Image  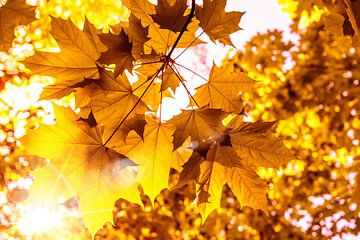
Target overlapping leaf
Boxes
[178,144,268,219]
[0,0,36,51]
[115,117,192,202]
[15,0,295,235]
[22,17,102,99]
[21,106,142,236]
[122,0,156,27]
[144,20,203,54]
[170,107,228,150]
[75,66,147,142]
[229,118,294,169]
[195,0,244,45]
[193,63,255,113]
[124,14,150,58]
[98,30,134,76]
[151,0,188,32]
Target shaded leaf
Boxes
[195,0,244,45]
[151,0,188,32]
[0,0,36,51]
[98,30,135,76]
[179,144,268,219]
[124,14,150,59]
[324,13,345,37]
[76,67,147,142]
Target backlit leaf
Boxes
[0,0,36,51]
[21,105,142,236]
[195,0,244,45]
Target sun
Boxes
[17,205,62,236]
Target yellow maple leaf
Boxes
[115,117,192,203]
[193,63,255,113]
[21,105,142,236]
[179,144,268,219]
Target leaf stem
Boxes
[169,64,199,107]
[174,31,204,60]
[104,64,165,145]
[159,64,165,122]
[174,62,208,82]
[166,0,196,59]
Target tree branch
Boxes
[166,0,196,59]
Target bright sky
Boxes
[203,0,293,63]
[228,0,292,48]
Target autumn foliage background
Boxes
[1,0,360,239]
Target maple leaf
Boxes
[192,63,255,113]
[21,105,142,236]
[75,66,147,142]
[144,20,203,54]
[22,17,101,98]
[229,121,294,169]
[132,75,172,112]
[296,0,324,14]
[98,30,135,76]
[169,107,228,150]
[324,13,345,37]
[122,0,156,27]
[40,78,93,100]
[115,117,191,202]
[124,14,150,59]
[195,0,244,45]
[178,144,268,219]
[151,0,188,32]
[15,0,296,234]
[161,65,180,92]
[0,0,36,51]
[83,18,108,53]
[226,116,276,133]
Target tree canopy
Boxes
[0,0,360,239]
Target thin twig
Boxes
[174,62,209,82]
[174,31,205,60]
[132,69,160,92]
[159,65,165,121]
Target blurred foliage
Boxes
[1,0,360,239]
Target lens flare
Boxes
[17,205,62,236]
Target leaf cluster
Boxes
[0,0,294,236]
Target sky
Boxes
[202,0,293,64]
[227,0,292,48]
